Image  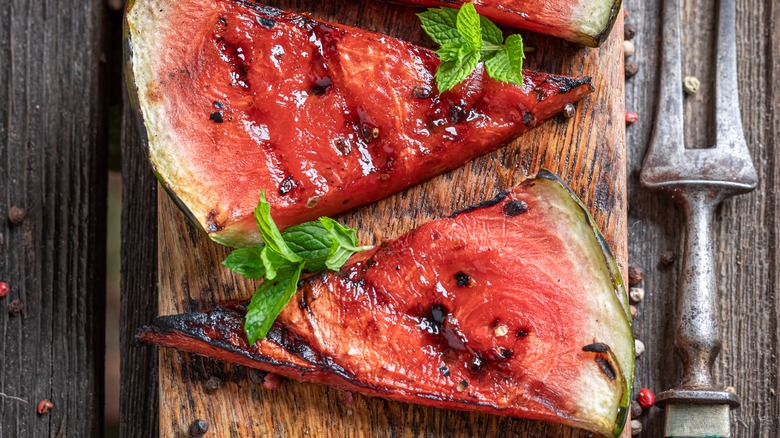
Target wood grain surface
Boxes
[0,0,108,435]
[150,1,627,436]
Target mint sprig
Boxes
[223,191,372,343]
[418,3,525,92]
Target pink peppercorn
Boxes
[626,111,639,125]
[0,282,8,297]
[638,388,655,409]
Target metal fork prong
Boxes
[713,0,759,186]
[640,0,685,186]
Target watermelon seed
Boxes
[594,356,617,381]
[209,111,224,123]
[306,196,320,208]
[213,101,224,109]
[439,365,450,376]
[456,379,469,392]
[502,200,528,216]
[256,16,276,29]
[515,328,529,338]
[494,325,508,337]
[454,271,471,287]
[582,342,610,353]
[413,86,432,99]
[449,105,466,124]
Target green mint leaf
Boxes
[281,221,332,272]
[222,246,266,279]
[417,8,462,46]
[244,264,304,343]
[436,50,479,93]
[456,2,482,50]
[480,15,503,46]
[436,42,466,62]
[320,217,371,271]
[484,35,524,86]
[254,190,302,263]
[505,33,525,73]
[260,245,288,280]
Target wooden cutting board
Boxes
[155,1,626,436]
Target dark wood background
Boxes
[0,0,777,437]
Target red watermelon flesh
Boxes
[138,171,633,437]
[125,0,593,247]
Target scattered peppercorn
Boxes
[7,206,26,225]
[629,287,645,303]
[634,339,645,357]
[660,251,677,266]
[562,103,576,118]
[638,388,655,409]
[683,76,701,95]
[188,419,209,437]
[7,299,22,315]
[0,282,8,298]
[263,372,281,390]
[624,23,637,40]
[625,111,639,125]
[625,61,639,79]
[623,40,635,58]
[629,305,638,319]
[37,399,54,415]
[630,400,643,418]
[340,391,353,405]
[628,265,644,286]
[204,376,222,392]
[630,419,643,435]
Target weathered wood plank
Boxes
[624,0,779,436]
[0,0,108,435]
[149,1,627,436]
[119,95,160,437]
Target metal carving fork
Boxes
[640,0,757,436]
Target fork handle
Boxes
[676,189,723,390]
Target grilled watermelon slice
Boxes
[138,171,634,437]
[125,0,593,248]
[398,0,622,47]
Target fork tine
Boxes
[641,0,685,185]
[713,0,758,185]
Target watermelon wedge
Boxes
[138,171,634,437]
[397,0,622,47]
[125,0,593,247]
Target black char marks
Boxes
[449,190,510,218]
